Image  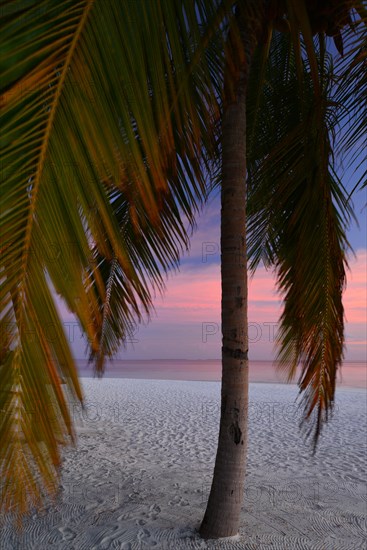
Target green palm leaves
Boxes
[247,30,362,446]
[1,0,221,515]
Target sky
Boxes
[60,181,366,363]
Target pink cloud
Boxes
[153,261,281,324]
[152,248,366,360]
[154,264,220,322]
[344,249,367,324]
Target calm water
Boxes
[77,359,366,389]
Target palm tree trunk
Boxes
[199,84,248,542]
[199,6,262,539]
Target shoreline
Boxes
[75,359,367,390]
[77,373,367,391]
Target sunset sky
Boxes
[60,183,366,363]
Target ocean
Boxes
[77,359,366,389]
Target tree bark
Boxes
[199,86,248,541]
[199,5,262,538]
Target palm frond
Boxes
[1,0,225,516]
[87,188,191,375]
[334,16,367,194]
[247,31,354,447]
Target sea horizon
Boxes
[76,358,366,389]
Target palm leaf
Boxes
[1,0,225,516]
[334,17,367,194]
[87,189,191,375]
[247,31,356,447]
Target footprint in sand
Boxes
[135,504,161,525]
[123,455,137,465]
[58,526,77,541]
[137,527,153,543]
[168,494,181,505]
[147,504,161,519]
[169,494,190,507]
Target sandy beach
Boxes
[1,378,366,549]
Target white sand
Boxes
[1,379,366,549]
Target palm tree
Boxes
[200,2,366,538]
[1,0,366,539]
